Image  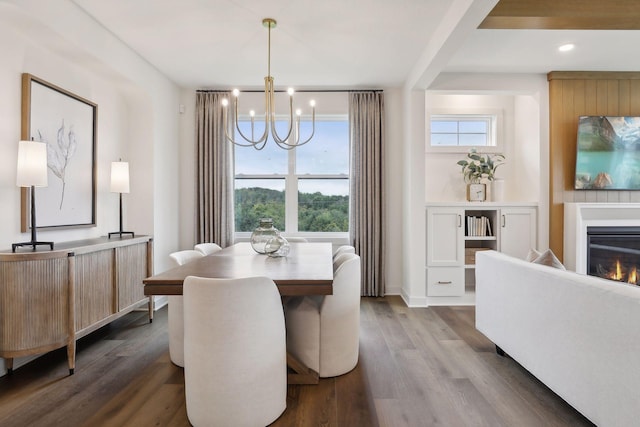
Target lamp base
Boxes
[108,231,135,239]
[12,241,54,253]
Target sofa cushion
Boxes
[525,248,541,262]
[532,248,565,270]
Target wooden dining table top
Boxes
[143,242,334,296]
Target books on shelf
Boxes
[466,215,492,237]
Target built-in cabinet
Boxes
[0,236,153,375]
[426,203,537,305]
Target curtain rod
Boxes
[196,89,383,93]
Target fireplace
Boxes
[587,226,640,285]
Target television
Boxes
[575,116,640,190]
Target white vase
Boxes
[491,179,505,202]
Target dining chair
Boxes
[193,242,222,256]
[333,244,355,259]
[183,275,286,427]
[168,249,204,367]
[284,253,361,378]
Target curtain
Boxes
[349,91,386,297]
[195,91,234,247]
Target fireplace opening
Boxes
[587,226,640,285]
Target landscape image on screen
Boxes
[575,116,640,190]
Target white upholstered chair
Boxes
[183,275,287,427]
[193,242,222,256]
[168,250,204,367]
[284,253,361,378]
[333,245,355,259]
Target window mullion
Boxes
[285,148,298,232]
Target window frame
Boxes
[233,114,350,241]
[426,108,504,153]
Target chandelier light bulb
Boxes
[287,88,294,96]
[232,89,240,97]
[250,110,255,117]
[296,109,302,116]
[309,100,316,107]
[221,98,229,107]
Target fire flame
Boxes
[606,260,638,285]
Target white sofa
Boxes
[476,250,640,427]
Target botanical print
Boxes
[25,75,96,229]
[35,120,77,209]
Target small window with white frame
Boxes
[427,110,503,153]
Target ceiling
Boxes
[70,0,640,89]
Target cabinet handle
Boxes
[501,214,506,228]
[458,214,462,228]
[437,281,452,285]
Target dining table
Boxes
[143,241,335,384]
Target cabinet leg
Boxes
[496,345,507,357]
[6,358,14,375]
[148,296,154,323]
[67,340,76,375]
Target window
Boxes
[431,115,493,147]
[234,117,349,235]
[427,111,502,153]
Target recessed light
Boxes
[558,43,575,52]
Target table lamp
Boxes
[108,160,134,239]
[12,140,54,252]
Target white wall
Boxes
[423,92,542,205]
[382,88,404,296]
[178,89,197,250]
[424,93,517,201]
[0,0,181,374]
[0,8,135,247]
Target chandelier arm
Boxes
[230,97,268,146]
[221,105,241,145]
[273,139,299,150]
[251,138,269,150]
[291,109,316,147]
[269,94,295,145]
[273,108,316,148]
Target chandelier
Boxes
[221,18,316,150]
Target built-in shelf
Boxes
[426,203,537,306]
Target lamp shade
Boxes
[110,161,130,193]
[16,140,48,187]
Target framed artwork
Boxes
[20,73,97,231]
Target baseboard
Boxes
[400,289,428,307]
[153,295,168,310]
[384,284,402,296]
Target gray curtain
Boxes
[349,91,386,297]
[195,91,234,247]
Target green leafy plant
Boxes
[456,149,505,183]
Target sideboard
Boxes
[0,235,153,375]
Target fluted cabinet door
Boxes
[75,250,115,332]
[0,255,71,357]
[116,243,148,310]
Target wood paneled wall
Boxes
[548,72,640,260]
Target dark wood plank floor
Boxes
[0,297,594,426]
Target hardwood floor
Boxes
[0,297,593,426]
